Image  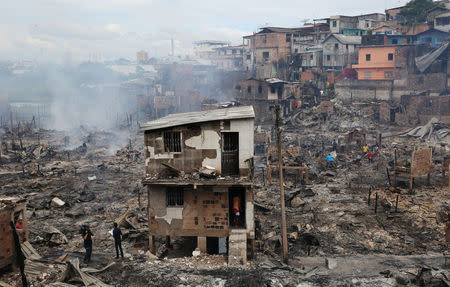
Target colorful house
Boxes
[352,45,406,80]
[416,28,450,47]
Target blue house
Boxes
[415,29,450,47]
[387,35,415,45]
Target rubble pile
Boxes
[0,104,449,286]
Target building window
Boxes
[258,85,262,94]
[366,54,371,61]
[294,48,298,53]
[232,49,236,54]
[166,187,184,206]
[425,37,432,43]
[263,51,270,59]
[364,72,372,78]
[392,39,398,44]
[164,131,181,152]
[388,53,393,61]
[310,54,313,60]
[246,54,251,60]
[286,34,291,42]
[270,86,276,93]
[385,71,393,78]
[346,44,348,49]
[334,43,339,49]
[247,86,252,93]
[263,35,267,43]
[332,20,337,27]
[327,55,331,61]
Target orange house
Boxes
[352,46,396,80]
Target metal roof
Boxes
[324,34,362,45]
[415,42,449,73]
[140,106,255,132]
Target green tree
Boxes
[399,0,440,26]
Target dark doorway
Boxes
[229,187,246,229]
[222,132,239,176]
[390,108,396,124]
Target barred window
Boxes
[164,131,181,152]
[167,187,184,206]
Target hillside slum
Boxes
[0,98,448,287]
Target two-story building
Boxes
[140,106,255,264]
[322,34,361,70]
[212,45,245,71]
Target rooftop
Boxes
[325,34,362,44]
[140,106,255,132]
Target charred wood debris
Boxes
[0,102,449,286]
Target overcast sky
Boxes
[1,0,408,63]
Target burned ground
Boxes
[0,101,449,286]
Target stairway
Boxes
[228,229,247,265]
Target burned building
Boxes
[140,106,255,264]
[235,78,302,123]
[0,197,28,270]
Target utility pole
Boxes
[275,99,288,262]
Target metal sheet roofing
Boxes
[325,34,362,45]
[415,42,449,73]
[140,106,255,132]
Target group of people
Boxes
[325,140,380,168]
[81,223,124,264]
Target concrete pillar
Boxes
[197,236,207,253]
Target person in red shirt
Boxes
[15,219,23,229]
[367,151,374,163]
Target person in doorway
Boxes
[233,195,241,226]
[82,225,93,263]
[15,219,23,230]
[112,223,124,258]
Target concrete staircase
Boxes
[228,229,247,265]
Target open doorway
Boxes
[229,187,246,229]
[206,237,227,254]
[222,132,239,176]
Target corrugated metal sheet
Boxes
[415,42,449,73]
[140,106,255,132]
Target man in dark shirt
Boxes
[113,223,124,258]
[82,226,93,263]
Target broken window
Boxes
[163,131,181,152]
[166,187,184,206]
[366,54,371,61]
[258,85,262,94]
[221,132,239,176]
[388,53,393,61]
[384,71,393,78]
[247,86,252,93]
[263,52,269,59]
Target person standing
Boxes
[112,223,124,258]
[232,196,241,226]
[82,226,93,263]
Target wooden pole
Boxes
[275,99,288,263]
[393,149,397,187]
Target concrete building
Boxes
[330,13,385,35]
[137,50,149,64]
[336,44,450,101]
[212,45,245,71]
[322,34,361,70]
[353,45,399,80]
[193,40,230,60]
[243,27,299,79]
[141,106,255,264]
[235,78,301,123]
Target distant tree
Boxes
[399,0,440,26]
